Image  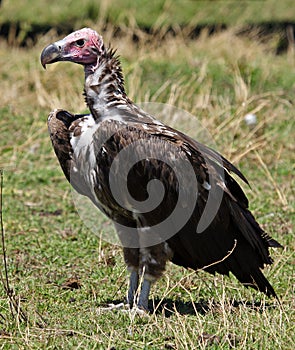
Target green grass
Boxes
[0,9,294,350]
[1,0,295,29]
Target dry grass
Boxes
[0,24,294,349]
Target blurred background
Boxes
[0,1,294,348]
[0,0,294,49]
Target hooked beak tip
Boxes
[40,43,61,68]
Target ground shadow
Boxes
[149,298,209,316]
[100,297,276,317]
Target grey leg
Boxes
[99,274,150,315]
[137,279,151,311]
[127,269,139,306]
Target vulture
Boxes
[40,28,282,311]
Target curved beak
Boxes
[41,44,61,69]
[40,41,64,69]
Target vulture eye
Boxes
[75,39,86,47]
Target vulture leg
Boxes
[127,272,151,311]
[137,279,151,311]
[100,272,150,314]
[127,269,139,306]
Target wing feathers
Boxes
[48,109,281,298]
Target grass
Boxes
[0,14,294,350]
[1,0,295,30]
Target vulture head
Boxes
[41,28,104,69]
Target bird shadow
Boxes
[101,298,276,317]
[150,298,210,317]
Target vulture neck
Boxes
[84,48,130,120]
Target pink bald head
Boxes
[41,28,104,68]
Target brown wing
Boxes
[47,109,97,199]
[48,109,281,296]
[90,119,282,296]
